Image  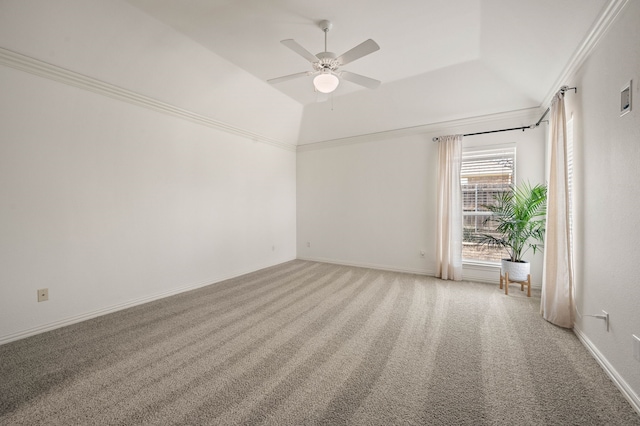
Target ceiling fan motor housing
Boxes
[314,52,339,72]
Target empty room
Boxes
[1,0,639,424]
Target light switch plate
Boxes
[621,81,632,116]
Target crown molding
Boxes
[0,47,296,152]
[4,0,624,156]
[541,0,629,106]
[297,107,542,152]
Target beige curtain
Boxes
[541,92,574,328]
[436,134,463,281]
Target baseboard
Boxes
[573,326,640,415]
[297,256,434,276]
[297,256,541,287]
[0,257,296,346]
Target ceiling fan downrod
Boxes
[320,20,332,53]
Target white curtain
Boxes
[541,92,574,328]
[436,134,463,281]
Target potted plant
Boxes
[477,182,547,282]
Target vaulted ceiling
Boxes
[126,0,609,143]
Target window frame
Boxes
[461,144,517,265]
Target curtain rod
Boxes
[432,86,577,142]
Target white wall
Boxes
[297,110,546,283]
[297,132,436,274]
[0,0,300,343]
[567,0,640,407]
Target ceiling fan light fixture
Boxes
[313,71,339,93]
[268,20,380,95]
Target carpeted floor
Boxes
[1,260,638,425]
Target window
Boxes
[461,146,516,262]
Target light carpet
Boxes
[1,260,638,425]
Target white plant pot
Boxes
[501,259,530,282]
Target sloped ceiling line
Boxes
[0,47,296,152]
[299,0,626,151]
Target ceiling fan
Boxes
[268,20,381,94]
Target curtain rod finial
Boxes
[560,86,577,95]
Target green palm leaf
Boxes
[476,182,547,262]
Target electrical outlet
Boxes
[633,335,640,362]
[37,288,49,302]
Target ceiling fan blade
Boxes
[267,71,313,85]
[339,71,381,89]
[336,39,380,66]
[280,39,319,63]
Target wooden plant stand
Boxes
[500,272,531,297]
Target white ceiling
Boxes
[125,0,609,138]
